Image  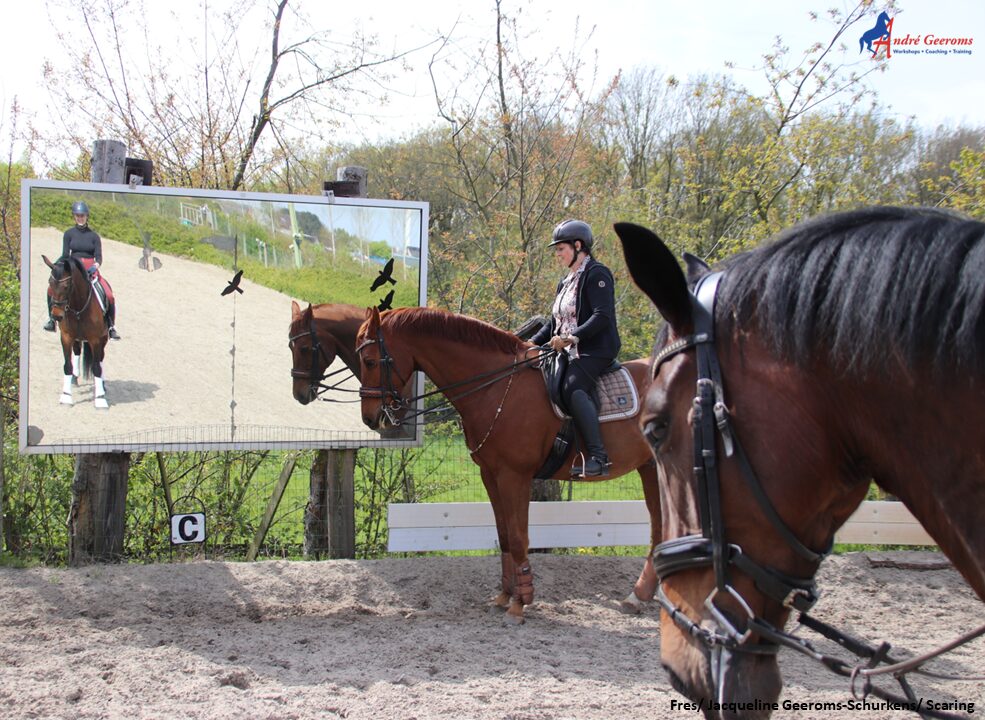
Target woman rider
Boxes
[529,219,620,477]
[44,201,120,340]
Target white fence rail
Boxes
[388,500,934,552]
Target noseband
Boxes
[356,329,411,426]
[652,271,827,656]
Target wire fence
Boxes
[2,426,649,565]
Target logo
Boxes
[858,11,975,59]
[860,11,894,58]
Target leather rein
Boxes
[355,325,550,431]
[652,271,985,719]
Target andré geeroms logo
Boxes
[858,11,974,59]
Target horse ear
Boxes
[613,222,692,333]
[291,300,301,321]
[365,306,381,333]
[683,252,710,285]
[42,254,54,270]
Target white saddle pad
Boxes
[550,366,640,423]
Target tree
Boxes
[36,0,437,190]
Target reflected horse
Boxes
[43,255,109,408]
[356,306,661,623]
[615,208,985,718]
[289,300,366,404]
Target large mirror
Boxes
[20,180,428,453]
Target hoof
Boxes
[620,591,644,614]
[505,605,525,626]
[60,394,73,405]
[491,591,511,609]
[94,397,109,409]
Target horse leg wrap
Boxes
[514,562,534,605]
[501,552,516,595]
[60,375,74,405]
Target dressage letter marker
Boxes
[170,513,207,544]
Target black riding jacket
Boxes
[530,257,621,358]
[62,225,103,264]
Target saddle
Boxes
[534,351,640,479]
[90,274,108,314]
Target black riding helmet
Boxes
[548,219,593,253]
[71,201,90,216]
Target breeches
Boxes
[560,356,612,410]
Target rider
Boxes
[529,219,620,478]
[43,201,121,340]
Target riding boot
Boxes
[106,303,121,340]
[568,389,610,477]
[43,295,55,332]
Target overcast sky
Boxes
[3,0,983,160]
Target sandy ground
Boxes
[0,552,981,719]
[25,228,382,451]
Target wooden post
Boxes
[304,166,368,560]
[67,139,131,565]
[247,452,298,561]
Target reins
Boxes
[50,261,95,326]
[653,270,985,720]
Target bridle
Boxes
[288,314,359,400]
[355,327,413,427]
[49,260,94,325]
[651,271,985,719]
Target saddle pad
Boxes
[551,366,640,423]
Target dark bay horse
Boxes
[43,255,109,408]
[356,306,661,623]
[289,300,366,404]
[615,208,985,718]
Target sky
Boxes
[2,0,984,163]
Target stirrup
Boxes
[571,453,611,478]
[108,326,121,340]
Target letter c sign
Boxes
[170,512,207,544]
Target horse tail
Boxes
[859,37,864,53]
[81,342,93,381]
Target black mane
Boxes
[717,206,985,375]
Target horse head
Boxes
[356,306,417,431]
[43,254,86,323]
[289,300,343,404]
[614,221,875,718]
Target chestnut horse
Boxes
[289,301,366,404]
[356,306,661,623]
[615,208,985,718]
[43,254,109,408]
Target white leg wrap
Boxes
[71,353,80,378]
[94,376,108,409]
[60,375,74,405]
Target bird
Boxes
[221,269,244,296]
[369,257,397,292]
[377,289,395,311]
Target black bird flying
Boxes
[377,289,395,311]
[221,269,244,296]
[369,257,397,292]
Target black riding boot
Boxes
[568,389,610,477]
[43,295,55,332]
[106,303,121,340]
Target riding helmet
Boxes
[71,201,90,216]
[548,219,593,252]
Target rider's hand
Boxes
[549,335,571,352]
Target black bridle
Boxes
[651,271,985,719]
[288,314,359,400]
[49,261,94,325]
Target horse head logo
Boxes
[859,11,893,57]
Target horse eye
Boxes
[643,417,670,450]
[364,358,377,369]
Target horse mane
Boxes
[51,255,84,280]
[383,307,525,355]
[718,206,985,376]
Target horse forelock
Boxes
[383,307,524,356]
[718,206,985,377]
